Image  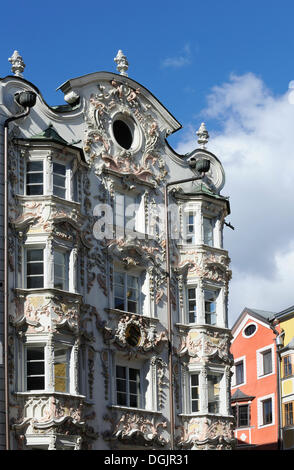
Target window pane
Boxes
[188,288,196,300]
[27,262,44,275]
[27,276,44,289]
[27,362,45,375]
[27,172,43,184]
[53,174,66,187]
[235,362,244,385]
[263,351,272,375]
[53,162,66,175]
[27,161,43,172]
[27,349,44,361]
[117,392,127,406]
[27,249,43,262]
[239,405,249,427]
[116,366,126,379]
[53,186,66,198]
[27,376,45,390]
[26,184,44,195]
[263,399,272,424]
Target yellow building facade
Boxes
[274,306,294,450]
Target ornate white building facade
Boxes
[0,51,234,450]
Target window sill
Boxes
[108,405,162,415]
[14,287,83,298]
[105,308,159,322]
[16,194,81,207]
[14,391,85,399]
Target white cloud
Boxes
[161,43,192,68]
[175,73,294,326]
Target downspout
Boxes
[164,161,210,449]
[270,322,284,450]
[3,90,36,450]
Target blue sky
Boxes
[2,0,294,325]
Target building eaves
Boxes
[231,388,255,402]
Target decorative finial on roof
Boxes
[114,50,129,76]
[8,50,25,77]
[196,122,209,149]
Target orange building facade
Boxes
[231,308,280,450]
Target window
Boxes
[208,374,221,413]
[116,365,140,408]
[26,161,43,195]
[235,361,244,385]
[26,347,45,391]
[203,217,214,246]
[262,398,272,425]
[187,287,197,323]
[257,346,274,378]
[114,271,139,313]
[262,350,272,376]
[190,374,200,412]
[244,323,257,337]
[26,248,44,288]
[115,193,141,236]
[283,401,294,426]
[282,354,294,378]
[204,289,218,325]
[185,212,195,244]
[54,250,68,290]
[113,120,133,150]
[53,162,66,199]
[233,404,250,428]
[54,346,70,393]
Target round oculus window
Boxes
[244,324,257,337]
[113,119,133,150]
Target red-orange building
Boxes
[231,308,280,450]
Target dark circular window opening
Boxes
[125,324,141,347]
[244,324,256,337]
[113,119,133,149]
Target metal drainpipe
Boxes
[164,174,204,450]
[3,99,35,450]
[270,323,283,450]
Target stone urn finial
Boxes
[196,122,209,149]
[114,50,129,76]
[8,50,25,77]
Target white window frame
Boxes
[25,246,45,289]
[190,372,200,413]
[232,356,246,388]
[25,160,44,196]
[114,192,145,237]
[207,371,223,414]
[113,269,142,314]
[257,393,275,428]
[204,287,219,326]
[256,344,275,379]
[203,216,215,247]
[186,285,197,324]
[53,248,69,291]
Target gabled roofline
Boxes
[57,71,182,135]
[231,307,276,335]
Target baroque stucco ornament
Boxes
[83,79,167,185]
